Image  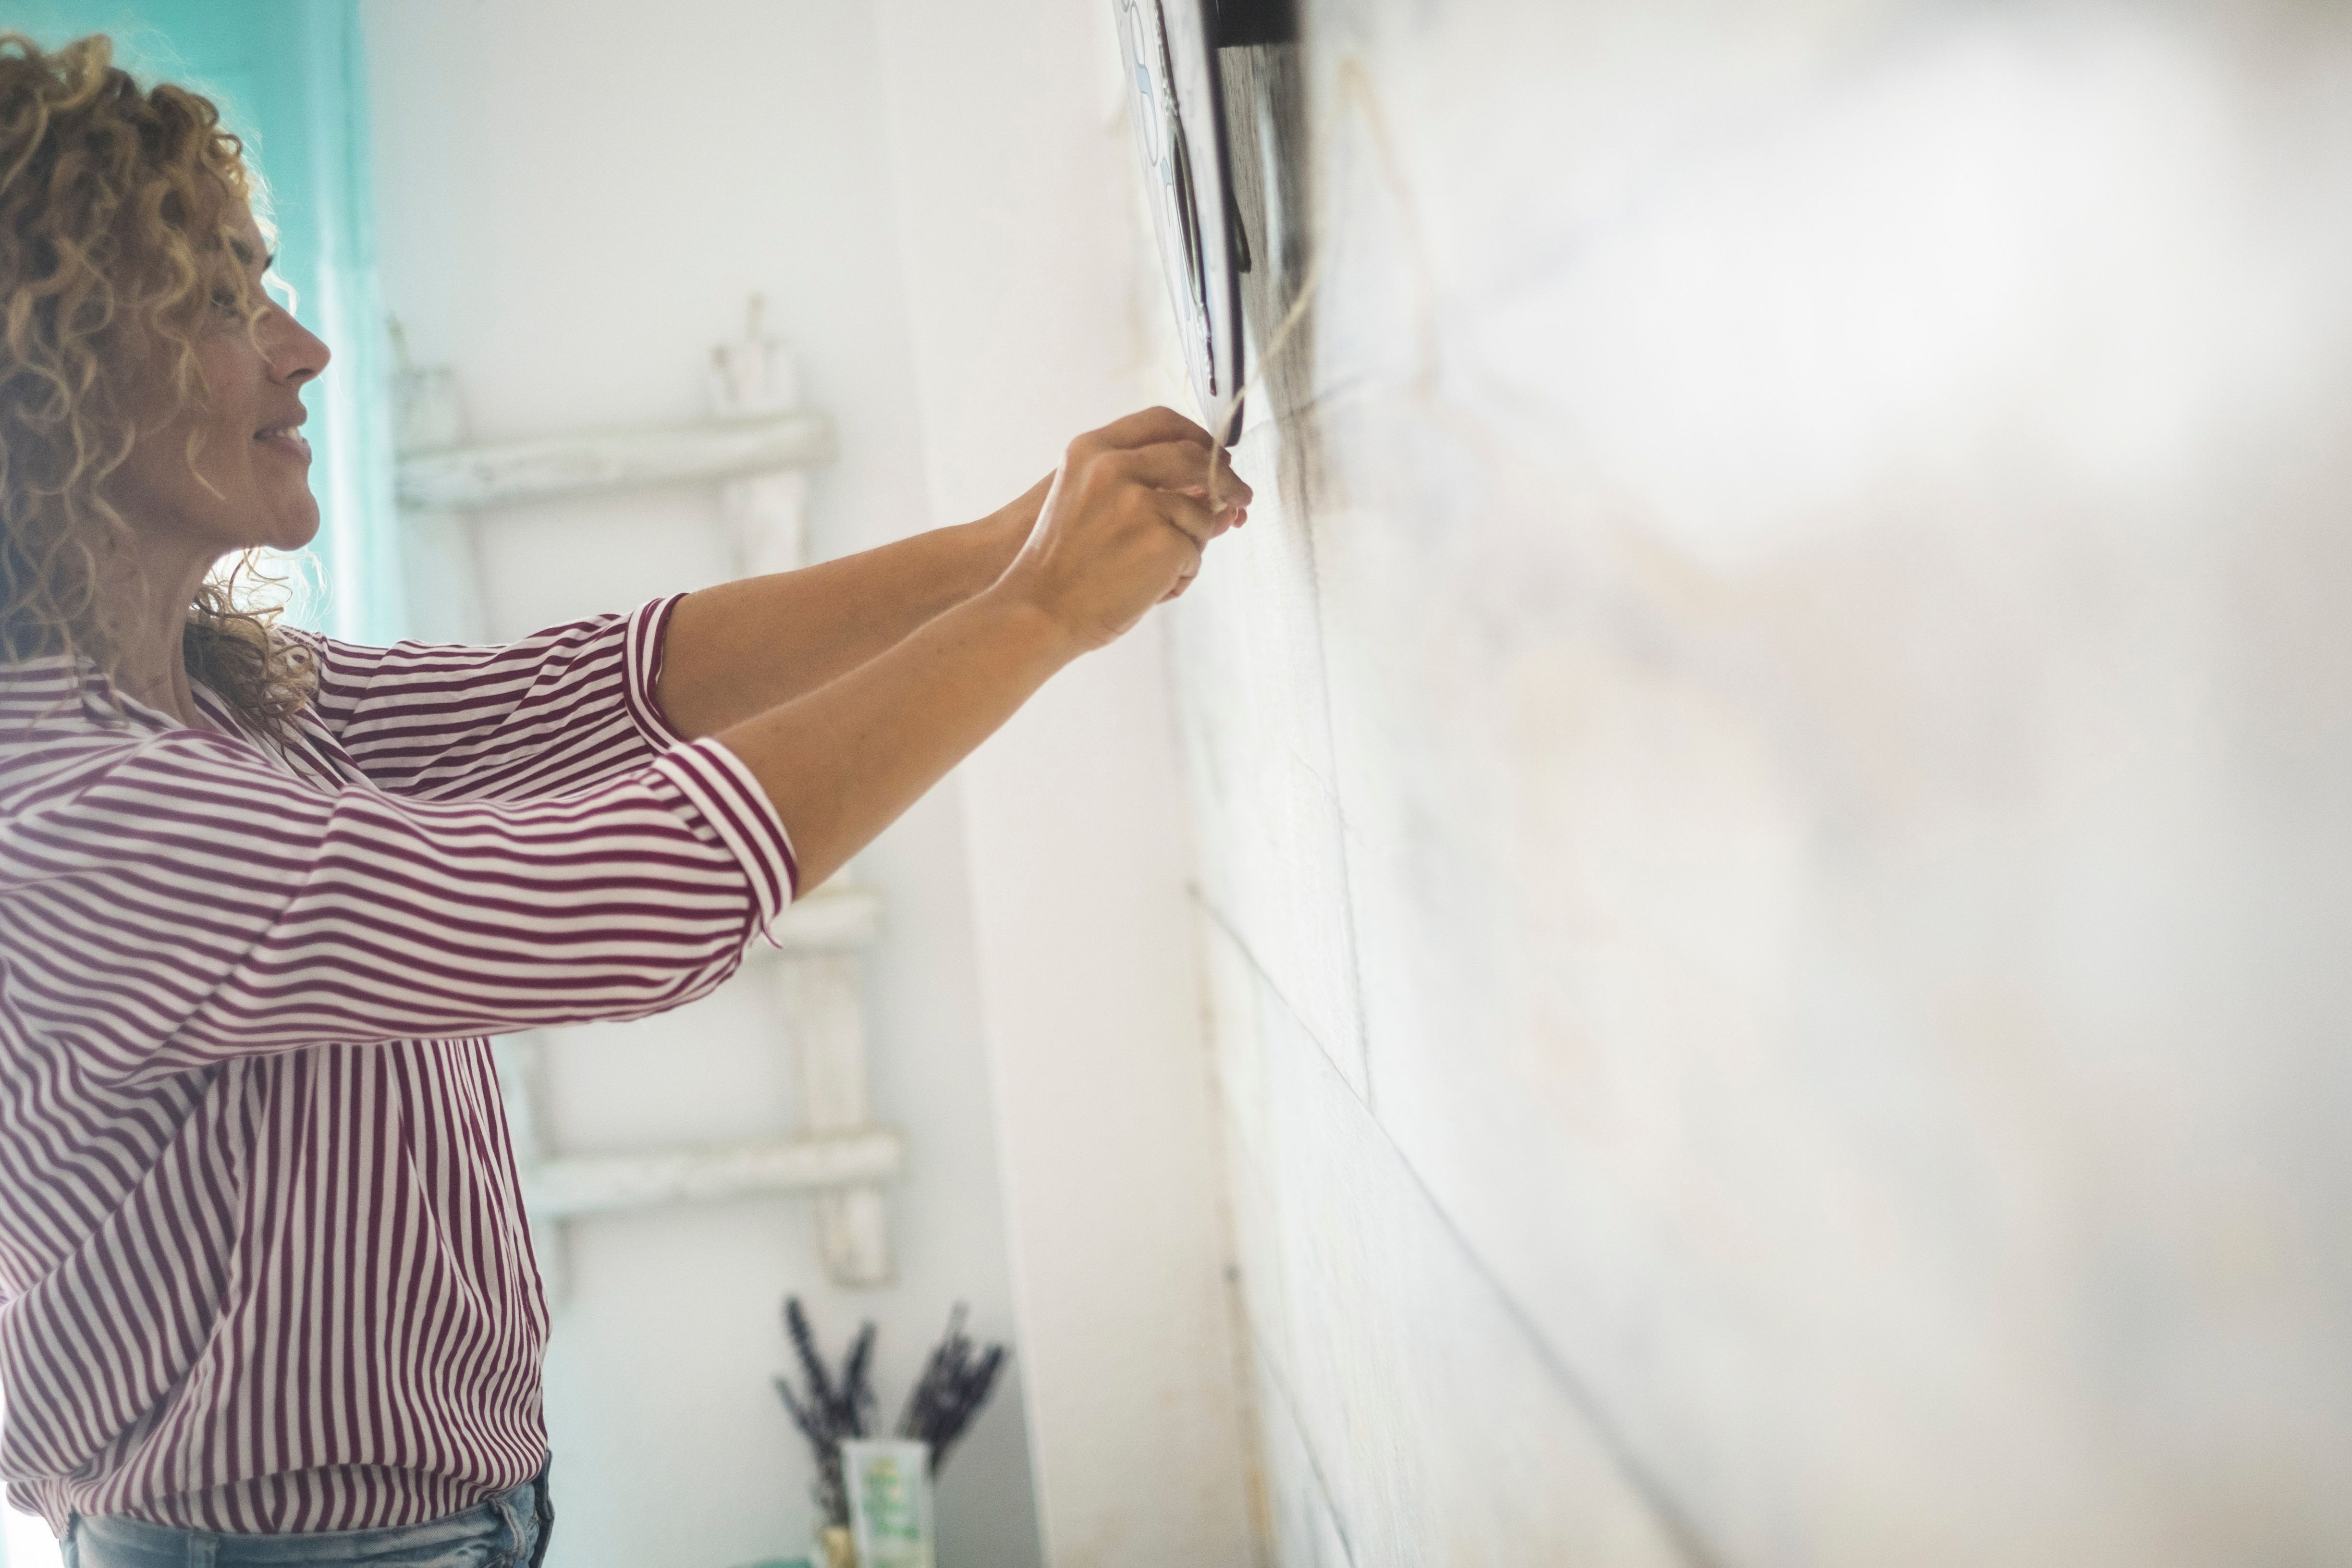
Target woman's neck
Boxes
[102,533,217,727]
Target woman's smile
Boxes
[255,413,311,463]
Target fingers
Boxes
[1087,405,1213,453]
[1014,407,1247,642]
[1154,487,1238,550]
[1169,531,1205,589]
[1112,441,1254,512]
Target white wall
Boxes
[1175,0,2352,1564]
[362,4,1046,1563]
[866,2,1259,1562]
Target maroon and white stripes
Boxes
[0,597,795,1536]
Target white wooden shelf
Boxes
[425,302,900,1296]
[396,409,835,511]
[763,879,883,953]
[522,1126,904,1221]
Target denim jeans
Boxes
[61,1466,553,1568]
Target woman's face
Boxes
[109,207,332,558]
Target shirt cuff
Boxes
[650,736,801,922]
[621,594,693,752]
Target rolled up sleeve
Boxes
[296,596,692,800]
[0,727,797,1085]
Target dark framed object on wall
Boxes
[1115,0,1249,440]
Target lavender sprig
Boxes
[894,1303,1010,1473]
[774,1297,876,1527]
[775,1297,1008,1525]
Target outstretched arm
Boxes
[6,413,1243,1085]
[655,476,1049,738]
[716,407,1249,891]
[303,486,1053,801]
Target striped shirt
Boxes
[0,595,796,1537]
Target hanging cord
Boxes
[1202,57,1424,502]
[1206,242,1327,471]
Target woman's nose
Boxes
[266,306,332,386]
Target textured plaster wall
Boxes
[1169,3,2352,1564]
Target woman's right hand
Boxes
[998,406,1252,649]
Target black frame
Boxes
[1115,0,1249,441]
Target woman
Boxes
[0,33,1246,1567]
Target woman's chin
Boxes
[259,497,323,552]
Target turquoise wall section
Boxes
[10,1,404,643]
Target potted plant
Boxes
[774,1299,1009,1568]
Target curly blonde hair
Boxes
[0,31,315,736]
